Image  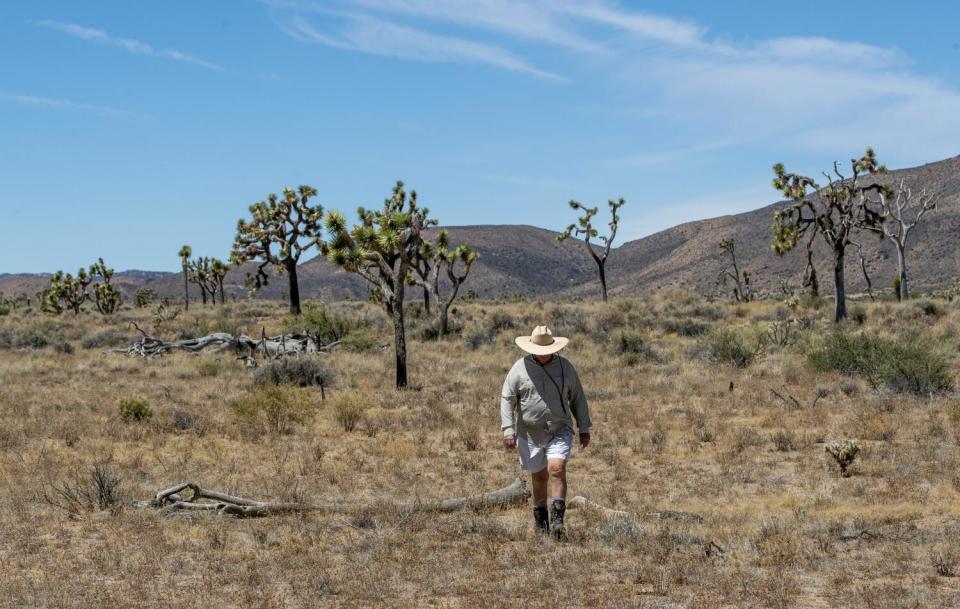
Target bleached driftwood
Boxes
[134,478,530,518]
[121,323,340,359]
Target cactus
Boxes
[557,198,625,303]
[230,186,324,315]
[825,439,860,477]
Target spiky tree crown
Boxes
[230,185,323,290]
[557,197,626,257]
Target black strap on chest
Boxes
[531,355,568,415]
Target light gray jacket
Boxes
[500,355,591,447]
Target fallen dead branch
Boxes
[134,478,530,518]
[120,323,340,359]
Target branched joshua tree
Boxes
[90,258,121,315]
[42,268,93,315]
[210,258,229,304]
[412,230,479,336]
[558,198,625,303]
[771,148,888,322]
[870,178,939,301]
[178,245,192,311]
[324,180,435,388]
[187,257,212,306]
[715,238,753,302]
[230,186,324,315]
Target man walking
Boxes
[501,326,592,539]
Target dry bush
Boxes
[332,394,366,432]
[253,356,332,389]
[40,464,123,516]
[229,384,319,435]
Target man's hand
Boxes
[579,432,591,448]
[503,434,517,449]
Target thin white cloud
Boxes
[611,138,747,168]
[37,20,223,71]
[283,13,565,81]
[554,1,706,49]
[755,37,904,68]
[0,91,129,115]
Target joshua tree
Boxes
[715,238,753,302]
[178,245,192,311]
[324,181,435,388]
[42,268,93,315]
[412,230,479,336]
[771,148,887,322]
[187,257,211,305]
[210,258,229,304]
[558,198,625,302]
[91,258,121,315]
[870,178,939,301]
[230,186,324,315]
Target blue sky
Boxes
[2,0,959,273]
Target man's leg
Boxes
[547,458,568,539]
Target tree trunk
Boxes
[598,260,608,303]
[422,286,431,315]
[392,290,408,389]
[200,285,207,305]
[438,302,449,336]
[286,259,301,315]
[896,243,909,301]
[833,246,847,322]
[182,268,189,311]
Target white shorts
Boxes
[517,428,572,473]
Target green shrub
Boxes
[808,332,954,396]
[340,329,378,352]
[662,318,711,337]
[133,288,156,308]
[81,329,130,349]
[618,332,660,365]
[0,320,67,350]
[284,303,362,344]
[465,326,494,351]
[849,305,867,325]
[229,384,318,435]
[486,311,516,334]
[704,327,762,368]
[196,359,222,378]
[0,303,10,316]
[119,397,153,422]
[332,394,365,432]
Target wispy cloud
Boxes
[280,12,565,81]
[0,91,130,115]
[611,138,747,168]
[37,20,223,71]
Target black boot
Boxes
[533,506,549,535]
[549,498,566,540]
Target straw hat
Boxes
[515,325,569,355]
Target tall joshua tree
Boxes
[178,245,192,311]
[412,230,479,336]
[558,198,625,303]
[42,268,93,315]
[231,186,324,315]
[91,258,121,314]
[210,258,229,304]
[871,178,939,301]
[771,148,887,322]
[324,181,435,389]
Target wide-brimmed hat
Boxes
[515,325,569,355]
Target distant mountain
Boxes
[3,156,958,303]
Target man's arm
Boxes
[500,365,519,447]
[567,363,591,446]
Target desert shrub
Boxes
[340,329,378,352]
[196,359,222,378]
[41,464,123,516]
[172,410,198,432]
[81,328,130,349]
[254,356,332,390]
[118,397,153,422]
[465,327,494,351]
[918,300,944,318]
[332,394,366,432]
[704,327,762,368]
[0,303,10,316]
[486,310,516,334]
[0,319,67,350]
[732,426,764,453]
[662,318,711,337]
[547,305,590,335]
[772,429,797,452]
[849,305,867,325]
[618,332,660,365]
[229,384,318,435]
[419,322,462,341]
[808,331,953,395]
[283,303,362,344]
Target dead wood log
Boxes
[121,324,339,359]
[134,478,530,518]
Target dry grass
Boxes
[1,294,960,608]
